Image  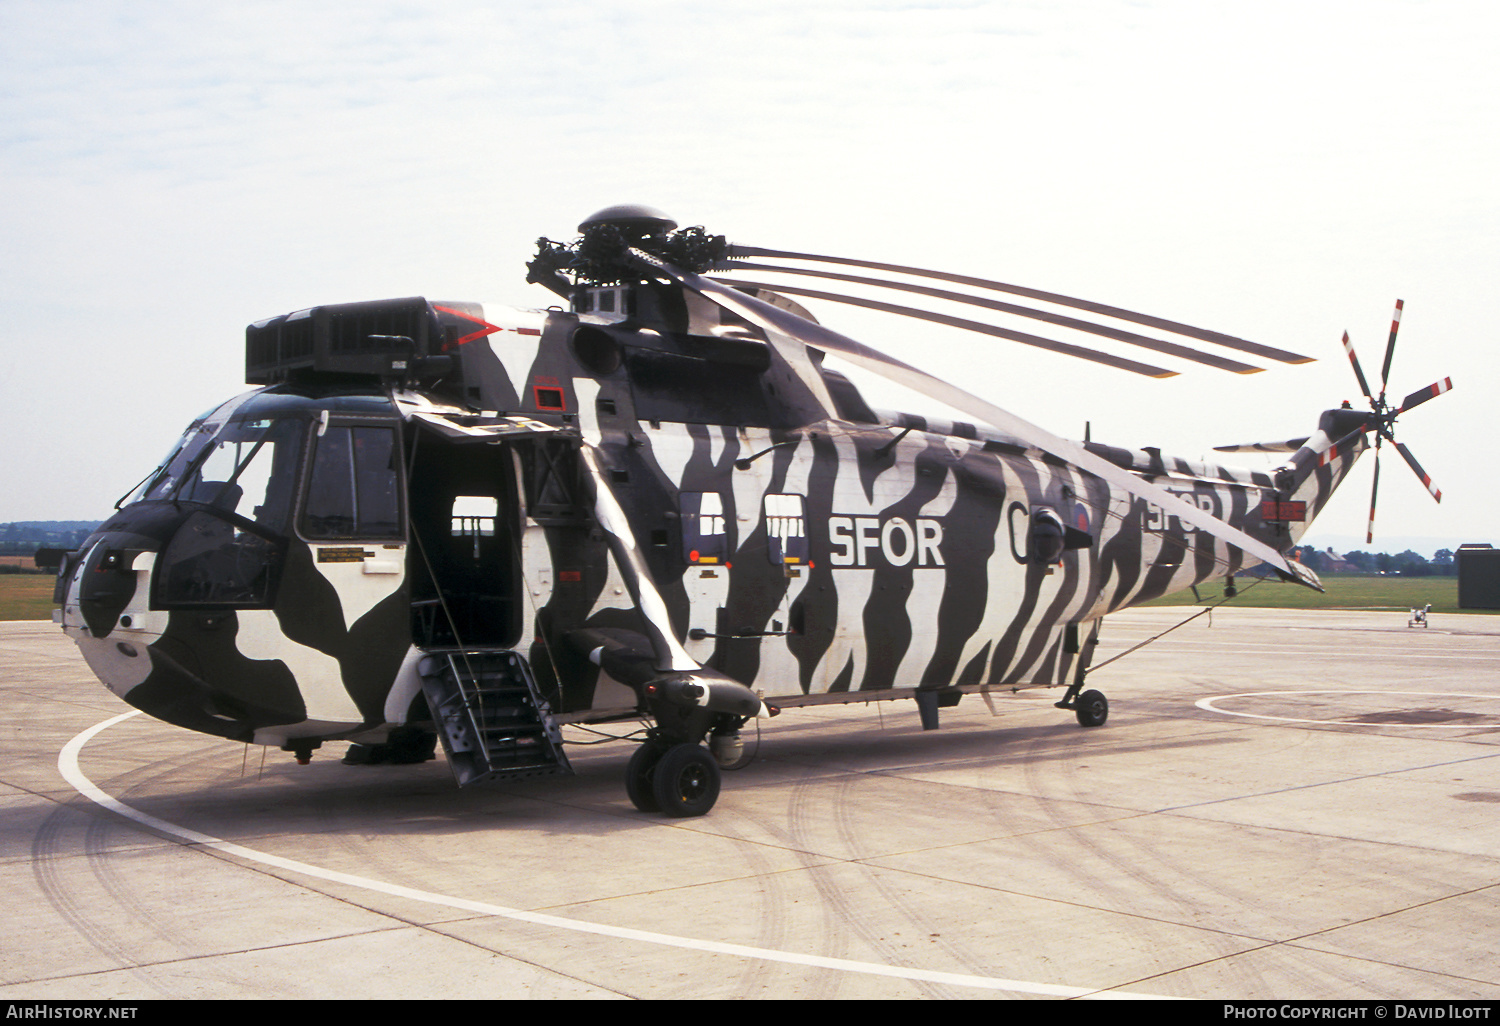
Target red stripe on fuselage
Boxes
[433,305,505,350]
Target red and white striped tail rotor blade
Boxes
[1342,331,1376,401]
[1366,440,1381,544]
[1317,424,1371,469]
[1398,377,1453,414]
[1378,298,1403,395]
[1392,440,1442,503]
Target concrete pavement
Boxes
[4,607,1499,999]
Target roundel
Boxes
[1074,502,1090,533]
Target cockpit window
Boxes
[137,415,304,536]
[130,423,215,507]
[301,425,403,539]
[188,419,303,533]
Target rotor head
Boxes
[578,204,678,238]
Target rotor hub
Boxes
[577,204,678,238]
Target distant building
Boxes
[1319,547,1359,573]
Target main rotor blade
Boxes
[1391,437,1442,503]
[723,262,1263,374]
[1212,437,1310,453]
[632,246,1301,579]
[1341,331,1376,402]
[1398,377,1453,414]
[1379,299,1404,398]
[715,278,1178,378]
[727,245,1315,366]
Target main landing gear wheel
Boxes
[651,743,722,817]
[1075,689,1108,727]
[626,741,668,812]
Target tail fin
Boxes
[1277,407,1374,541]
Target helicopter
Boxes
[48,204,1452,817]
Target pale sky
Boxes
[3,0,1495,554]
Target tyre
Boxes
[1075,689,1108,727]
[626,741,667,812]
[651,743,722,817]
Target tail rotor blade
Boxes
[1366,438,1381,544]
[1392,438,1443,503]
[1378,299,1404,397]
[1397,377,1453,415]
[1342,331,1376,402]
[1316,429,1365,468]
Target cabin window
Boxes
[681,492,728,564]
[302,425,403,539]
[763,493,808,565]
[450,495,497,559]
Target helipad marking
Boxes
[1197,690,1500,728]
[61,711,1167,1000]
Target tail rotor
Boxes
[1339,300,1451,542]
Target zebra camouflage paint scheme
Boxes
[55,219,1414,815]
[59,298,1359,733]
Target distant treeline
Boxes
[1291,546,1457,577]
[0,522,101,557]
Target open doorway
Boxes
[406,430,523,649]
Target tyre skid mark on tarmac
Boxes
[30,802,140,973]
[60,711,1171,999]
[32,743,269,997]
[1007,724,1498,998]
[780,767,860,999]
[723,796,800,997]
[789,770,955,999]
[828,769,1015,999]
[1013,731,1279,995]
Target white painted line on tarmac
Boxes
[1198,690,1500,728]
[61,710,1170,1000]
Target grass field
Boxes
[1139,574,1486,614]
[0,574,57,621]
[1,568,1489,621]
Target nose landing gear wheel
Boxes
[626,740,669,812]
[651,743,722,817]
[1075,689,1108,727]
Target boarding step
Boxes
[417,648,573,787]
